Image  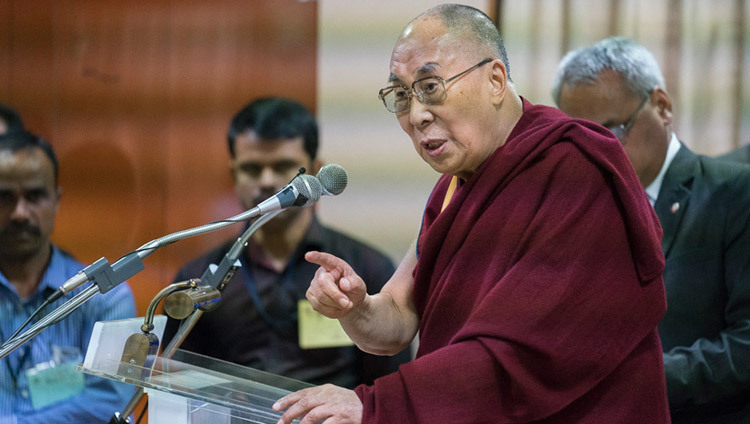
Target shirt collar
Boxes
[39,246,67,292]
[302,216,327,251]
[644,132,681,206]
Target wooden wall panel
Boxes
[0,0,317,315]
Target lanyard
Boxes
[239,255,299,333]
[1,281,57,390]
[0,317,33,391]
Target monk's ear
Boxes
[489,59,508,106]
[651,87,673,126]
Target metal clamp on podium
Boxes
[117,278,222,381]
[106,208,286,424]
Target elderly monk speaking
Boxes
[274,4,670,423]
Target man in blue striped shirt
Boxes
[0,129,136,423]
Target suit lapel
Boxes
[653,145,697,257]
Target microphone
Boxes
[293,174,324,207]
[50,175,323,301]
[250,173,323,215]
[317,164,348,196]
[0,174,327,361]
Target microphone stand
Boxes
[110,210,281,424]
[0,203,283,360]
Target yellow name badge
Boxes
[298,300,354,349]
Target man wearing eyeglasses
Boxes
[274,5,670,423]
[554,36,750,423]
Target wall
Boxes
[0,0,318,315]
[500,0,749,156]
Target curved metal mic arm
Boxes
[56,200,283,299]
[53,173,318,303]
[112,209,282,422]
[0,205,284,360]
[143,279,199,332]
[1,171,318,361]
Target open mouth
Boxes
[422,138,447,152]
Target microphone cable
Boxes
[6,298,53,342]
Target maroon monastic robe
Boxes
[354,100,670,423]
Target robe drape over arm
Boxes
[355,100,670,423]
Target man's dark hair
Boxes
[0,130,59,185]
[0,102,25,133]
[227,97,318,160]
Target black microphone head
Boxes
[317,164,348,196]
[292,174,323,207]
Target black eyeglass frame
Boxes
[378,58,494,113]
[607,91,652,142]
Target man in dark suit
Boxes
[553,37,750,423]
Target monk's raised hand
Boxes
[305,251,367,319]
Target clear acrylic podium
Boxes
[78,317,312,424]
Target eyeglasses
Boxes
[378,58,493,114]
[607,93,651,142]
